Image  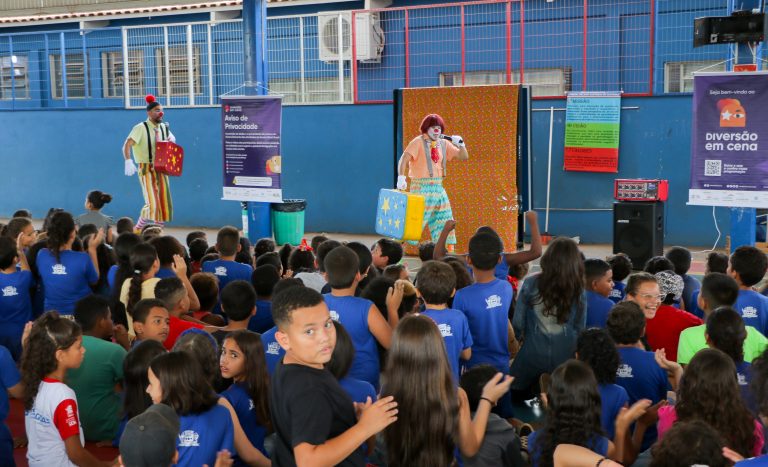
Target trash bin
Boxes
[242,202,272,244]
[272,199,306,246]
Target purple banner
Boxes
[689,72,768,208]
[221,96,282,202]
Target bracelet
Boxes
[596,458,606,467]
[480,397,495,407]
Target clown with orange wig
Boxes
[122,95,176,230]
[397,114,469,249]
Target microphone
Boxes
[440,134,463,145]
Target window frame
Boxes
[0,54,30,100]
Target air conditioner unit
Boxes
[317,11,384,63]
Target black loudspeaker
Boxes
[613,202,664,270]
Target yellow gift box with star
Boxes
[375,189,425,241]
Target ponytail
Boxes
[46,211,76,263]
[126,273,144,319]
[126,242,158,318]
[20,312,82,410]
[111,233,143,327]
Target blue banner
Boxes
[689,72,768,208]
[221,96,283,202]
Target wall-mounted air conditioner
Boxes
[317,11,384,63]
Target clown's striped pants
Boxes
[408,177,456,246]
[137,163,173,223]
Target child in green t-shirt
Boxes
[69,294,128,442]
[677,273,768,365]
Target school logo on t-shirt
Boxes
[617,364,634,378]
[609,289,622,299]
[266,342,281,355]
[330,310,340,321]
[214,266,228,277]
[52,264,67,275]
[179,430,200,447]
[2,286,18,297]
[64,404,76,427]
[738,372,747,386]
[249,399,254,411]
[485,295,502,309]
[742,306,758,319]
[438,323,453,337]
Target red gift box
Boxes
[154,141,184,176]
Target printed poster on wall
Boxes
[221,96,283,202]
[689,72,768,208]
[564,91,621,172]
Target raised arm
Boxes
[294,396,397,467]
[434,219,462,262]
[172,255,201,311]
[457,373,513,457]
[504,210,542,267]
[86,229,105,282]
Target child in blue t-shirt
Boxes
[0,236,34,360]
[203,227,254,311]
[527,359,649,467]
[147,351,234,467]
[607,253,632,304]
[730,246,768,336]
[707,307,758,414]
[259,279,304,375]
[326,321,377,404]
[607,301,680,453]
[220,330,271,466]
[576,328,630,440]
[417,261,473,383]
[0,344,22,466]
[248,264,280,333]
[665,247,701,312]
[584,258,615,328]
[323,246,397,389]
[453,231,514,374]
[260,326,283,375]
[37,211,103,315]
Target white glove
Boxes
[168,132,176,143]
[450,135,465,147]
[124,159,137,177]
[396,175,408,191]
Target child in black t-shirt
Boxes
[270,286,398,467]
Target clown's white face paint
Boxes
[427,125,442,141]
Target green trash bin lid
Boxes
[272,199,306,212]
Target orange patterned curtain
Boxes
[401,85,519,254]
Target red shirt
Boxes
[164,315,204,350]
[645,304,702,362]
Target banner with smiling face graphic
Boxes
[689,72,768,208]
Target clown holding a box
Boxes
[396,113,469,250]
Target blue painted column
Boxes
[727,0,762,251]
[241,0,273,239]
[243,0,268,96]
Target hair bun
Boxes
[145,95,156,104]
[101,193,113,204]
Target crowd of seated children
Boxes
[11,205,768,466]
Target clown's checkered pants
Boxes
[408,177,456,246]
